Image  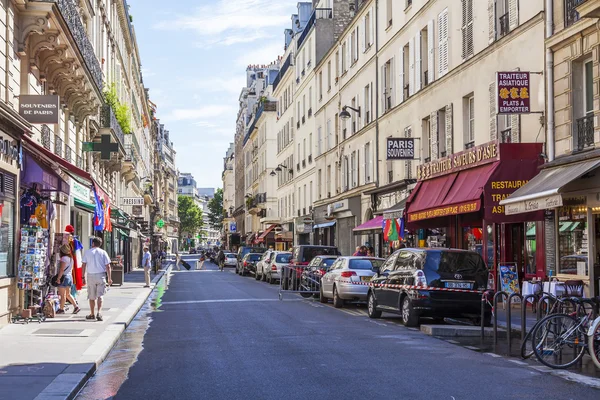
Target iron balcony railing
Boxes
[499,13,510,37]
[100,104,125,147]
[76,155,83,169]
[297,8,332,48]
[64,145,73,163]
[54,135,63,157]
[272,54,292,91]
[41,125,51,150]
[574,115,594,151]
[500,128,512,143]
[565,0,587,28]
[124,144,135,162]
[32,0,103,91]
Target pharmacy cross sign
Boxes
[82,135,119,160]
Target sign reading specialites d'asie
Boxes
[417,140,500,181]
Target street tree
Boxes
[177,195,204,246]
[207,188,224,230]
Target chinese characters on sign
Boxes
[417,141,499,181]
[497,72,530,114]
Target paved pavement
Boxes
[82,261,600,400]
[0,263,175,400]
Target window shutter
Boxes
[356,92,361,129]
[415,32,422,92]
[381,65,387,111]
[445,103,453,154]
[362,145,366,184]
[357,150,361,186]
[461,0,473,59]
[430,111,438,160]
[404,128,412,179]
[389,58,395,107]
[427,20,435,83]
[488,0,496,44]
[346,39,351,70]
[338,45,343,77]
[489,81,497,140]
[508,0,519,30]
[361,16,366,53]
[511,114,520,143]
[369,141,374,182]
[398,47,405,103]
[370,6,375,47]
[438,9,449,77]
[409,37,415,96]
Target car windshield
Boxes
[322,258,337,267]
[247,254,262,261]
[426,251,487,275]
[301,247,340,262]
[276,254,292,263]
[348,259,384,270]
[226,254,236,259]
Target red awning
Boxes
[408,173,458,213]
[353,215,384,235]
[256,224,278,243]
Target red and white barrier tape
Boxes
[341,280,484,294]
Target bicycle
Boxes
[530,297,600,369]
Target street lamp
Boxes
[274,164,292,174]
[339,105,361,121]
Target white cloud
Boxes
[154,0,297,47]
[163,105,235,121]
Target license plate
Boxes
[361,276,372,282]
[445,282,472,289]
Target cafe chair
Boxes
[562,280,585,298]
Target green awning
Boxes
[570,222,582,231]
[526,225,536,238]
[117,228,129,238]
[112,208,128,219]
[74,198,95,213]
[559,222,573,232]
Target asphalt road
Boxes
[102,261,598,400]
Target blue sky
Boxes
[128,0,299,188]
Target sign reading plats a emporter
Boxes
[386,138,415,160]
[497,72,530,114]
[19,95,60,124]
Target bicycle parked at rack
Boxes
[529,297,600,370]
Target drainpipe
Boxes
[374,0,380,188]
[546,0,555,161]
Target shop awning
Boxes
[74,198,95,213]
[256,224,278,243]
[314,221,336,229]
[275,231,293,242]
[526,225,536,238]
[353,216,384,235]
[22,152,70,195]
[117,228,129,237]
[501,159,600,215]
[380,198,407,219]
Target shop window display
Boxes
[0,200,14,277]
[558,201,588,276]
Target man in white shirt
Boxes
[82,237,112,322]
[142,247,152,287]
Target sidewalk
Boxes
[0,268,169,400]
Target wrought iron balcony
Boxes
[41,125,51,150]
[32,0,103,91]
[54,135,63,158]
[499,13,510,37]
[64,145,73,163]
[500,128,512,143]
[574,115,594,152]
[76,155,83,169]
[565,0,588,27]
[100,104,125,148]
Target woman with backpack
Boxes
[56,244,80,314]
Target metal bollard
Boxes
[481,290,494,340]
[521,294,538,341]
[506,293,523,353]
[493,291,508,345]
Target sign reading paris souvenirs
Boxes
[19,95,60,124]
[386,138,415,160]
[497,72,530,114]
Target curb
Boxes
[34,268,171,400]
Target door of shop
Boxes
[337,217,355,256]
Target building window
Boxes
[464,94,475,147]
[422,116,431,162]
[0,173,15,278]
[438,9,449,77]
[365,12,372,49]
[461,0,474,60]
[341,42,347,72]
[365,142,372,183]
[383,58,394,112]
[497,0,510,37]
[317,126,322,156]
[437,108,447,158]
[386,0,393,27]
[404,126,413,179]
[318,169,322,199]
[364,84,372,124]
[573,58,594,151]
[327,61,332,90]
[318,72,323,100]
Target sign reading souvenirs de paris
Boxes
[19,95,60,124]
[386,138,415,160]
[497,71,530,114]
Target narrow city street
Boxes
[76,262,599,400]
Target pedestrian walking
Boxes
[353,246,368,256]
[142,247,152,287]
[56,244,80,315]
[174,252,181,271]
[81,237,112,321]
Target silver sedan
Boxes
[320,257,385,308]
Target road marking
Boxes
[508,360,528,366]
[484,352,502,358]
[446,340,459,344]
[464,346,480,351]
[161,298,301,305]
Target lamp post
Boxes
[339,105,361,121]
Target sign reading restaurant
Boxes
[497,71,530,114]
[417,141,499,181]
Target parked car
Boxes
[236,247,267,273]
[223,253,238,267]
[282,245,341,290]
[299,256,340,297]
[239,253,263,276]
[320,257,384,307]
[189,248,197,254]
[263,252,292,284]
[255,250,276,281]
[367,248,491,327]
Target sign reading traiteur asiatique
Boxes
[497,71,530,114]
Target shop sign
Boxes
[408,200,481,222]
[417,141,499,181]
[328,199,349,214]
[72,181,91,203]
[121,197,145,206]
[386,138,415,160]
[497,72,530,114]
[229,222,237,232]
[19,95,60,124]
[0,137,20,165]
[132,205,143,216]
[504,195,563,216]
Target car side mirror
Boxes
[372,266,380,274]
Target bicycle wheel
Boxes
[531,313,586,369]
[588,317,600,370]
[520,323,538,359]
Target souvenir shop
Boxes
[404,140,547,284]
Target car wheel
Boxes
[367,291,382,319]
[333,286,343,309]
[401,296,419,327]
[319,286,328,303]
[261,271,267,282]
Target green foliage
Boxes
[103,83,132,134]
[207,189,224,230]
[177,195,204,241]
